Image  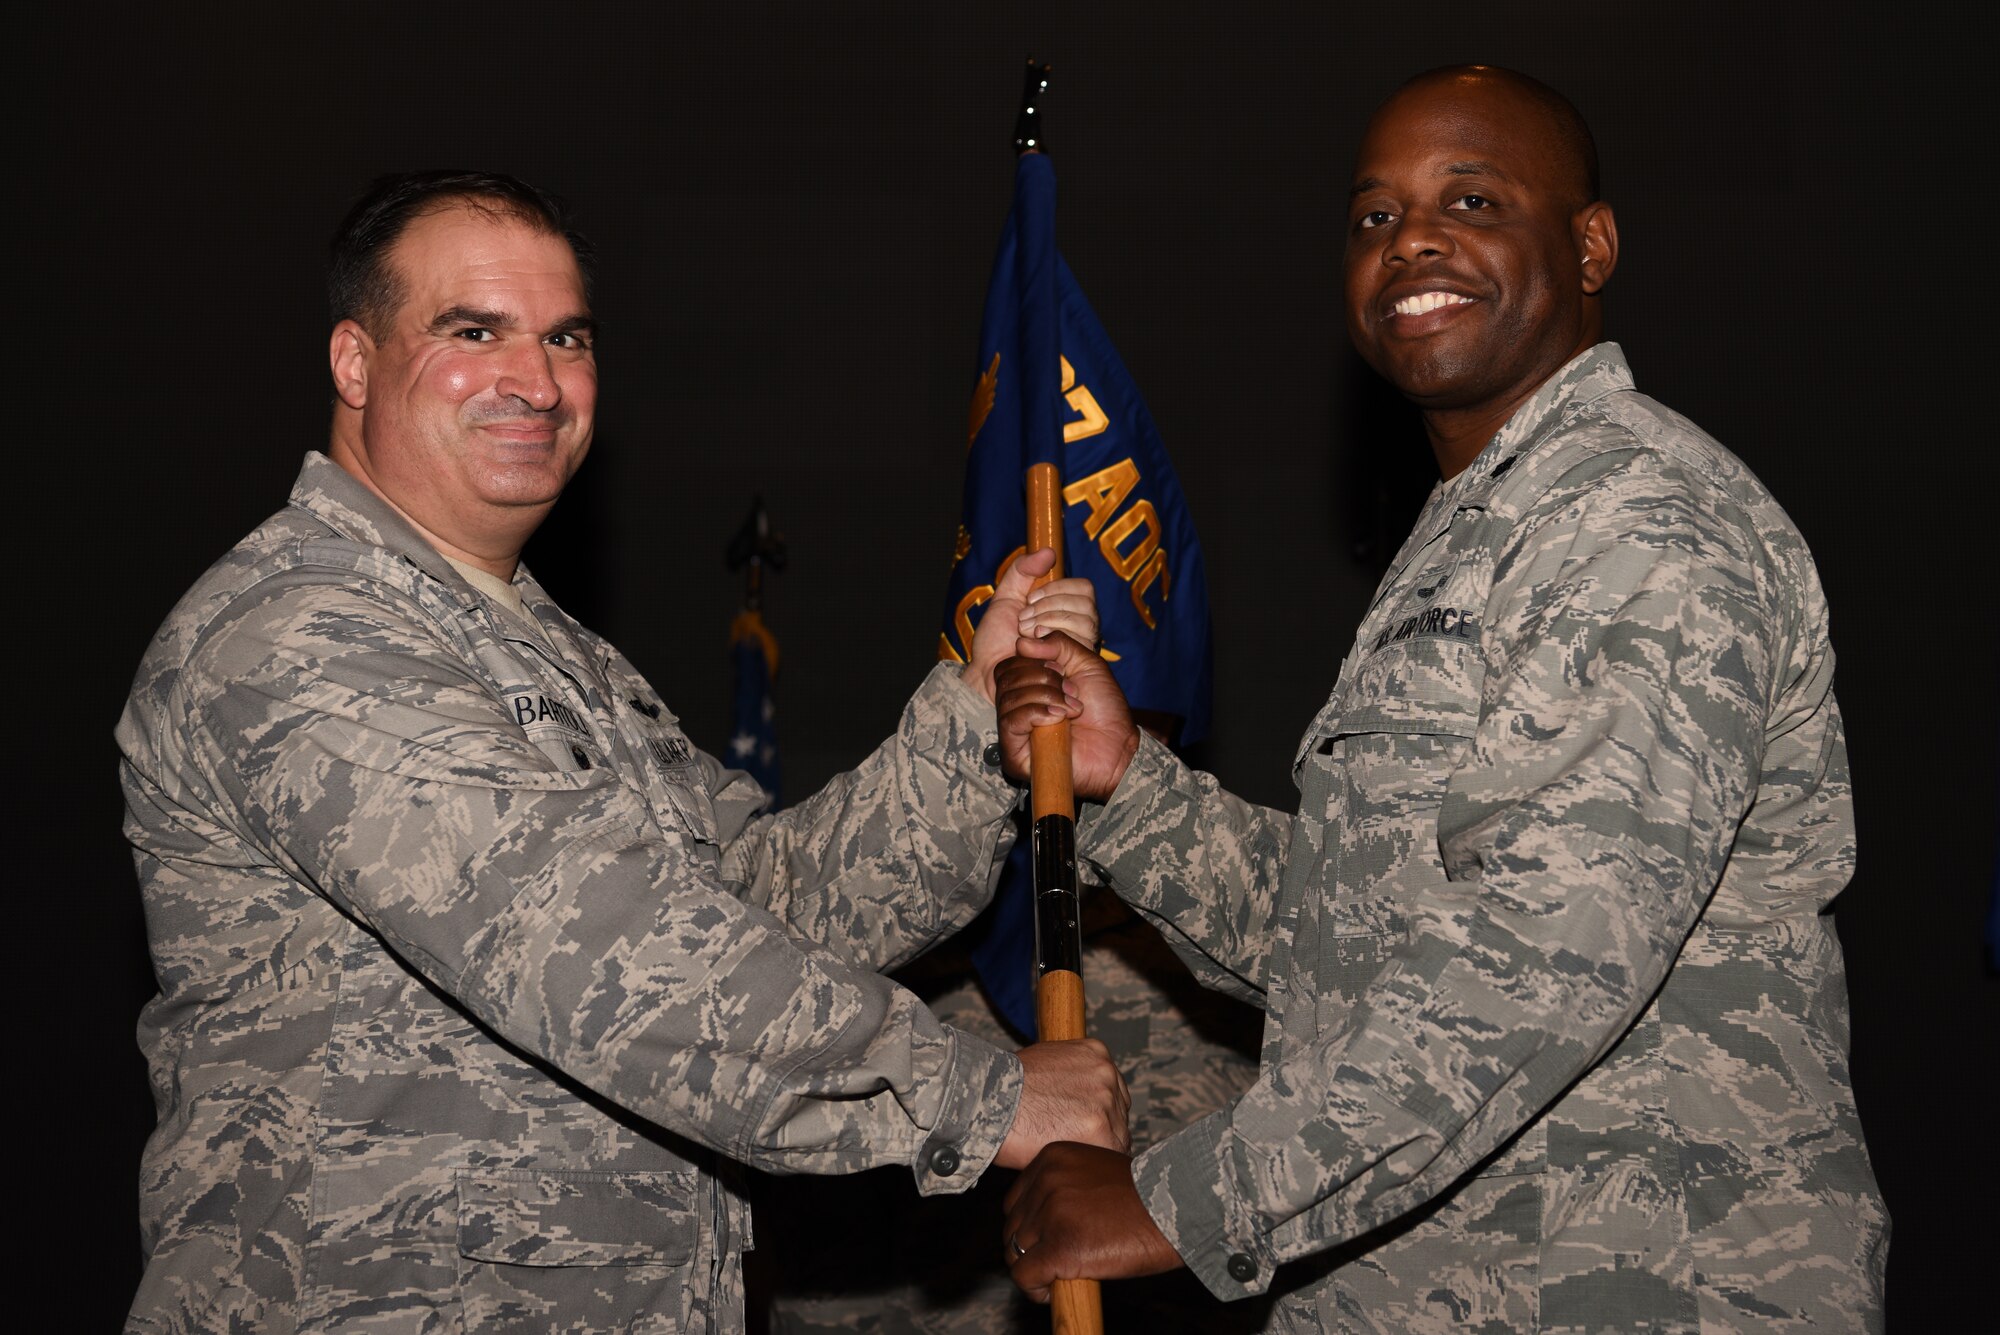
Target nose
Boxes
[1383,209,1454,266]
[496,342,560,411]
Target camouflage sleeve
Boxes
[1073,742,1296,1005]
[1131,447,1776,1297]
[702,665,1024,974]
[175,570,1022,1193]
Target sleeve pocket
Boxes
[455,1169,698,1268]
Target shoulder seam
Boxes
[174,542,453,685]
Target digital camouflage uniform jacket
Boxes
[117,453,1025,1334]
[1081,346,1887,1331]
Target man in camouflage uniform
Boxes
[115,171,1128,1334]
[993,68,1888,1330]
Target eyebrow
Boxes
[429,305,512,333]
[429,305,597,338]
[1349,160,1517,200]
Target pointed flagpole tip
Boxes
[1014,59,1052,156]
[726,498,787,617]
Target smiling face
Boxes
[327,203,597,571]
[1344,70,1615,467]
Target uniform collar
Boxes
[285,451,553,618]
[1443,342,1634,496]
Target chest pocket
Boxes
[463,629,610,777]
[601,663,722,850]
[507,686,606,773]
[1293,636,1485,1034]
[649,747,719,848]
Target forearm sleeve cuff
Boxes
[914,1028,1022,1196]
[1134,1113,1276,1299]
[1074,729,1182,862]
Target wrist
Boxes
[993,1099,1031,1171]
[959,660,995,705]
[1109,724,1141,796]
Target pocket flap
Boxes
[1328,639,1484,739]
[455,1170,697,1267]
[1325,893,1406,941]
[659,768,721,845]
[1292,693,1347,776]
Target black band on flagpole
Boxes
[1031,814,1083,976]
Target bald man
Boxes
[992,67,1887,1330]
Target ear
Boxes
[1576,202,1619,295]
[329,319,373,409]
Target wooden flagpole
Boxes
[1025,461,1103,1335]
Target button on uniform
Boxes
[570,744,592,770]
[1226,1252,1257,1283]
[929,1144,962,1177]
[983,742,1004,768]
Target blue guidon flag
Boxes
[729,608,781,807]
[941,151,1212,1034]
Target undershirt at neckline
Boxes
[442,555,545,642]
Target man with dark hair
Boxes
[993,66,1888,1329]
[325,170,595,341]
[117,170,1125,1332]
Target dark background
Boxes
[37,4,1993,1327]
